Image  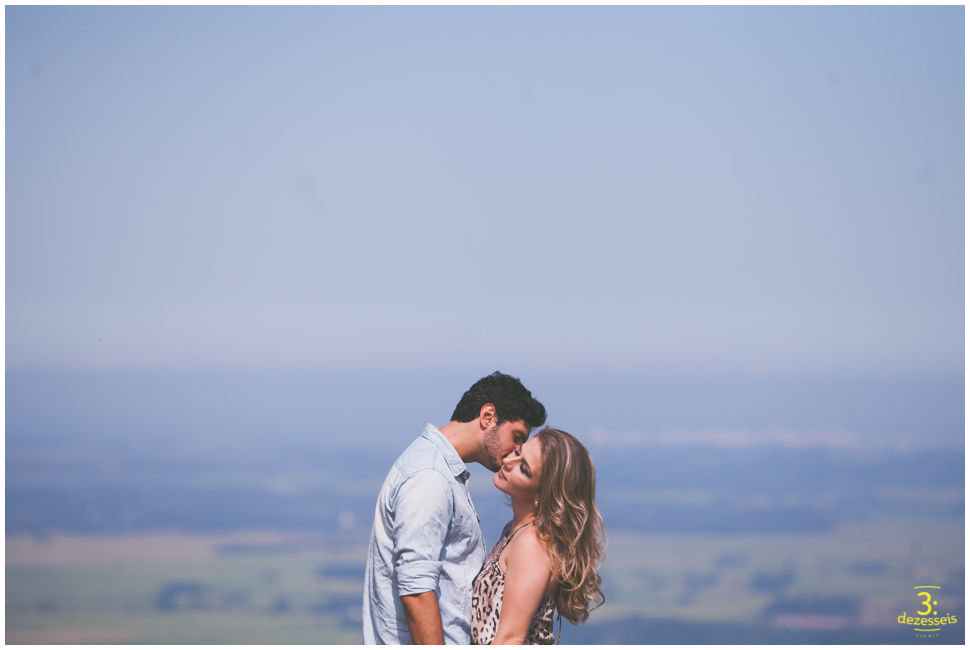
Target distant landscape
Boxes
[6,369,965,644]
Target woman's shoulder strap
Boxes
[508,518,536,540]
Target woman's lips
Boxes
[497,468,506,480]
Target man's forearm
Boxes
[401,591,444,644]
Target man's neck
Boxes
[438,420,482,465]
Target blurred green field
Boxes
[7,530,364,643]
[7,513,963,644]
[598,514,963,625]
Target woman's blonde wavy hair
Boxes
[533,427,606,624]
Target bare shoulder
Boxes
[500,524,550,574]
[509,524,546,555]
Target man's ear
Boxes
[479,403,497,429]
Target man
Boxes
[363,371,547,644]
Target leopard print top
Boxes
[470,520,556,645]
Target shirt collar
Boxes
[421,422,471,481]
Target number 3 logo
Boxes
[916,591,933,616]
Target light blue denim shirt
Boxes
[363,423,487,644]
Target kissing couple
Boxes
[363,372,605,644]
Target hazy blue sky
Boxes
[6,6,964,373]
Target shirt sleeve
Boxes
[391,468,454,597]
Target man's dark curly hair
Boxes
[450,371,546,428]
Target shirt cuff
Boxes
[396,560,442,596]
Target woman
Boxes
[471,427,606,645]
